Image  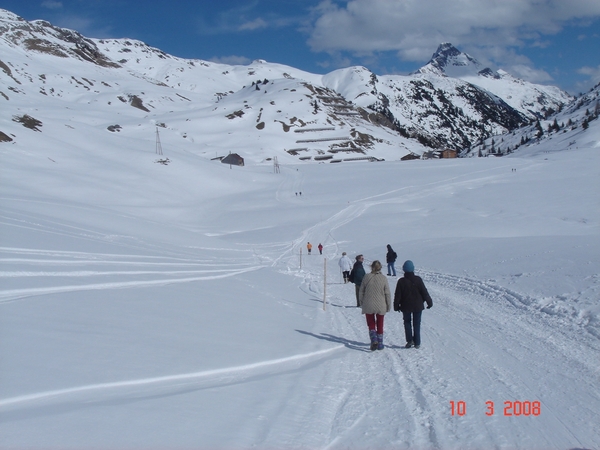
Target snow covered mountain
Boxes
[325,65,530,151]
[416,43,573,120]
[463,81,600,157]
[0,9,575,163]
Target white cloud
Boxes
[55,15,103,35]
[195,3,300,35]
[239,18,268,31]
[507,64,553,83]
[307,0,600,64]
[209,55,252,66]
[41,1,63,9]
[578,65,600,85]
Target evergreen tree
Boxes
[535,120,544,138]
[582,118,589,130]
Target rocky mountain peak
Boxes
[415,42,494,78]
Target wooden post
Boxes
[323,258,327,310]
[299,247,302,270]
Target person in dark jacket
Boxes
[349,254,366,307]
[386,244,397,276]
[393,260,433,348]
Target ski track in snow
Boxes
[0,240,267,303]
[0,346,345,409]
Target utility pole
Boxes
[323,258,327,310]
[155,127,163,156]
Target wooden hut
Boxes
[401,153,421,161]
[440,149,457,159]
[221,153,244,166]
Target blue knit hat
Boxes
[402,260,415,272]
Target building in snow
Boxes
[220,153,245,166]
[401,153,421,161]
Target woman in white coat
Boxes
[338,252,353,283]
[358,260,391,350]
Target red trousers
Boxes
[365,313,384,335]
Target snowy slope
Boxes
[326,66,528,150]
[466,82,600,157]
[0,9,421,164]
[1,77,600,450]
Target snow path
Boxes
[282,262,600,449]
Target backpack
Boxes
[348,269,355,284]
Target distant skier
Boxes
[359,260,391,351]
[386,244,397,276]
[338,252,353,283]
[393,260,433,349]
[307,242,312,255]
[348,254,366,307]
[318,243,323,255]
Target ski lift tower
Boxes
[155,127,163,156]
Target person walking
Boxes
[318,243,323,255]
[307,242,312,255]
[359,260,391,350]
[349,254,366,307]
[386,244,397,276]
[393,260,433,349]
[338,252,353,283]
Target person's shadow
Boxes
[295,330,372,352]
[296,329,406,351]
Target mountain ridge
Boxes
[0,8,587,164]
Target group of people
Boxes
[340,246,433,351]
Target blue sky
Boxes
[2,0,599,94]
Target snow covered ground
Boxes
[1,117,599,448]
